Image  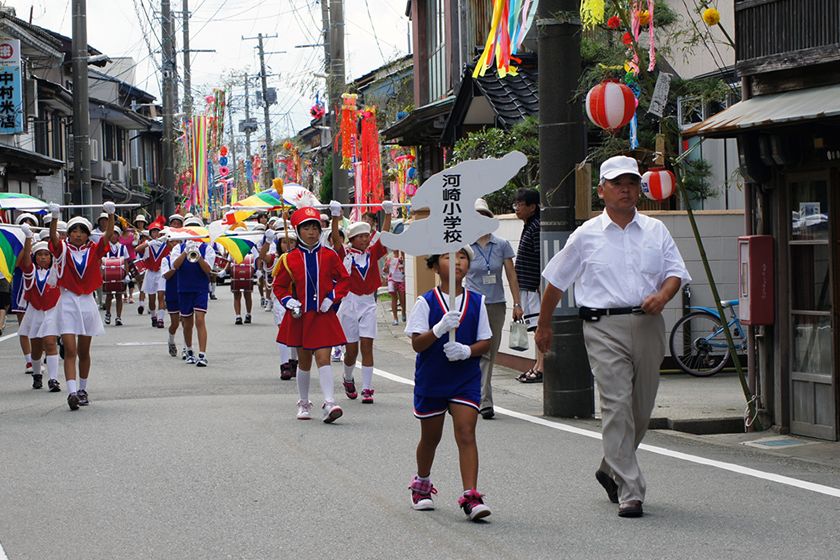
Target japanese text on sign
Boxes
[0,39,23,135]
[442,174,462,243]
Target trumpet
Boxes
[186,248,202,263]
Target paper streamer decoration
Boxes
[473,0,540,78]
[338,93,359,170]
[357,108,383,212]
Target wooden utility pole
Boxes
[161,0,177,216]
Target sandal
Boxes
[520,369,543,384]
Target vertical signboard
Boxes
[0,38,23,135]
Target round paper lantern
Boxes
[585,81,636,131]
[219,166,230,177]
[219,156,229,167]
[405,183,418,197]
[220,146,229,157]
[641,168,676,201]
[205,95,215,104]
[407,167,416,180]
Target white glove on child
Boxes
[443,341,472,362]
[20,224,33,239]
[329,199,342,218]
[285,298,302,311]
[103,201,116,215]
[264,229,276,242]
[49,203,61,219]
[381,200,393,214]
[319,297,333,313]
[432,311,461,338]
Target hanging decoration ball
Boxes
[641,168,676,201]
[622,32,633,46]
[702,7,721,26]
[607,16,621,29]
[219,166,230,177]
[283,140,293,151]
[220,146,229,157]
[585,80,636,131]
[639,10,651,26]
[407,167,416,180]
[205,95,215,104]
[219,156,229,167]
[405,183,418,197]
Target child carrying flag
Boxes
[261,227,299,380]
[405,248,493,521]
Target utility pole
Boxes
[538,0,593,418]
[329,0,347,203]
[182,0,192,116]
[242,33,278,190]
[71,0,93,219]
[161,0,177,216]
[243,75,252,172]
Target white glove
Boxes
[432,311,461,338]
[329,199,342,218]
[103,201,116,215]
[319,297,333,313]
[264,229,276,242]
[20,224,33,239]
[49,203,61,219]
[381,200,393,215]
[285,298,302,311]
[443,341,472,362]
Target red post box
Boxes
[737,235,774,325]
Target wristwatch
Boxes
[513,303,522,308]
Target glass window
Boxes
[426,0,447,101]
[792,315,833,375]
[790,244,832,312]
[790,177,829,241]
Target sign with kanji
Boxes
[380,151,528,256]
[0,38,23,135]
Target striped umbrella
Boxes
[223,188,284,225]
[0,192,48,210]
[0,225,25,282]
[208,220,263,264]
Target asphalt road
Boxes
[1,289,839,560]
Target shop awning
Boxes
[0,145,64,176]
[684,84,840,138]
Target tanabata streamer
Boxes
[338,93,359,170]
[358,108,383,212]
[473,0,539,78]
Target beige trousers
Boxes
[479,302,507,411]
[583,313,665,503]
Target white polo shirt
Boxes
[542,209,691,309]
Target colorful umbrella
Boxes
[0,225,25,282]
[208,220,263,264]
[164,226,210,242]
[0,193,48,211]
[224,188,285,225]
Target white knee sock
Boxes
[168,333,175,344]
[343,364,355,381]
[318,365,335,403]
[24,353,32,365]
[46,355,59,381]
[31,358,42,376]
[296,369,310,402]
[362,366,374,391]
[277,343,290,364]
[79,378,87,391]
[290,348,298,360]
[67,379,77,394]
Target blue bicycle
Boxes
[669,299,748,377]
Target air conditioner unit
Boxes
[110,160,126,184]
[90,139,99,162]
[130,167,144,187]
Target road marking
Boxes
[0,540,8,560]
[371,365,840,499]
[115,341,168,346]
[0,331,18,343]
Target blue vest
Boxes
[163,255,178,299]
[414,288,483,397]
[177,243,209,294]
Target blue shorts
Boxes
[166,296,180,314]
[413,390,480,419]
[178,291,208,317]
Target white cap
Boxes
[599,155,642,182]
[319,213,330,222]
[268,216,280,225]
[184,217,204,227]
[253,224,267,232]
[38,230,50,241]
[474,198,493,217]
[15,213,38,226]
[113,225,122,235]
[66,216,93,233]
[168,213,184,223]
[184,212,195,219]
[134,214,148,223]
[346,221,371,239]
[31,241,50,255]
[460,245,475,262]
[280,229,297,241]
[97,212,109,221]
[57,220,68,232]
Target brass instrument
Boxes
[186,248,201,263]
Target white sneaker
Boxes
[296,400,313,420]
[322,401,343,424]
[330,347,343,362]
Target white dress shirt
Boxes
[542,210,691,308]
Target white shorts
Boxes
[337,292,377,343]
[142,269,165,294]
[57,289,105,336]
[18,306,60,339]
[520,289,541,332]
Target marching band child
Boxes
[273,206,349,423]
[159,237,182,357]
[329,199,392,404]
[170,235,215,367]
[229,245,258,325]
[48,202,115,410]
[405,248,493,521]
[16,224,62,392]
[133,214,149,313]
[103,226,129,326]
[135,218,170,328]
[262,227,298,380]
[385,249,407,325]
[12,212,38,375]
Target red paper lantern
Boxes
[585,81,636,131]
[641,168,676,201]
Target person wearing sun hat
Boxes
[135,216,172,328]
[12,212,39,376]
[48,201,116,410]
[273,205,350,423]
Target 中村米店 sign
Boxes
[0,38,23,135]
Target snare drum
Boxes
[231,256,254,292]
[102,257,126,293]
[129,258,147,278]
[214,255,230,271]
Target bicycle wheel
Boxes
[669,311,731,377]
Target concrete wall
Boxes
[405,210,745,359]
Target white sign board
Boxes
[380,151,528,256]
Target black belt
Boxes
[579,306,644,322]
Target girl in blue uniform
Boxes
[404,247,493,521]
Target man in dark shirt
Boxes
[513,188,543,383]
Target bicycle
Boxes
[669,299,747,377]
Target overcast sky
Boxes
[14,0,411,140]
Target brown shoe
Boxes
[618,500,643,518]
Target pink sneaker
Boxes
[409,476,437,511]
[458,489,491,521]
[361,389,374,404]
[343,378,358,400]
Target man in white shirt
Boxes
[535,155,691,519]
